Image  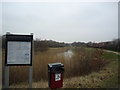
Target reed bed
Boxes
[7,47,108,85]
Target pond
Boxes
[57,49,74,59]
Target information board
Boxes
[5,34,33,66]
[7,41,31,64]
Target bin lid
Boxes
[48,63,64,68]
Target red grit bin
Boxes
[48,63,64,89]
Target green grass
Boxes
[99,61,119,88]
[84,47,96,52]
[100,74,118,88]
[102,51,118,60]
[99,50,119,88]
[85,47,118,60]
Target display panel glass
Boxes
[7,41,31,64]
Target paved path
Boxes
[104,50,120,55]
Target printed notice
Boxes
[55,73,61,81]
[7,41,31,64]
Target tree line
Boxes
[86,39,120,52]
[1,35,70,52]
[1,35,120,52]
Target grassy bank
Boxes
[64,53,119,88]
[8,47,106,83]
[2,47,119,88]
[10,51,119,88]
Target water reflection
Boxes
[57,50,73,59]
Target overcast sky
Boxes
[2,2,118,43]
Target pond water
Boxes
[57,50,74,59]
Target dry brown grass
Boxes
[10,80,48,88]
[63,47,108,78]
[64,67,115,88]
[10,60,116,88]
[9,47,68,84]
[2,47,108,86]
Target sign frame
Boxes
[5,34,33,66]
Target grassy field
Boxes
[2,47,119,88]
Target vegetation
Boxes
[1,35,119,88]
[1,35,119,52]
[9,48,119,88]
[7,47,109,86]
[102,39,120,52]
[1,36,70,52]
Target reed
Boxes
[8,47,107,85]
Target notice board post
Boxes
[4,32,33,88]
[29,33,33,88]
[4,32,10,88]
[4,62,9,88]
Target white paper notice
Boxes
[55,73,61,81]
[7,41,31,64]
